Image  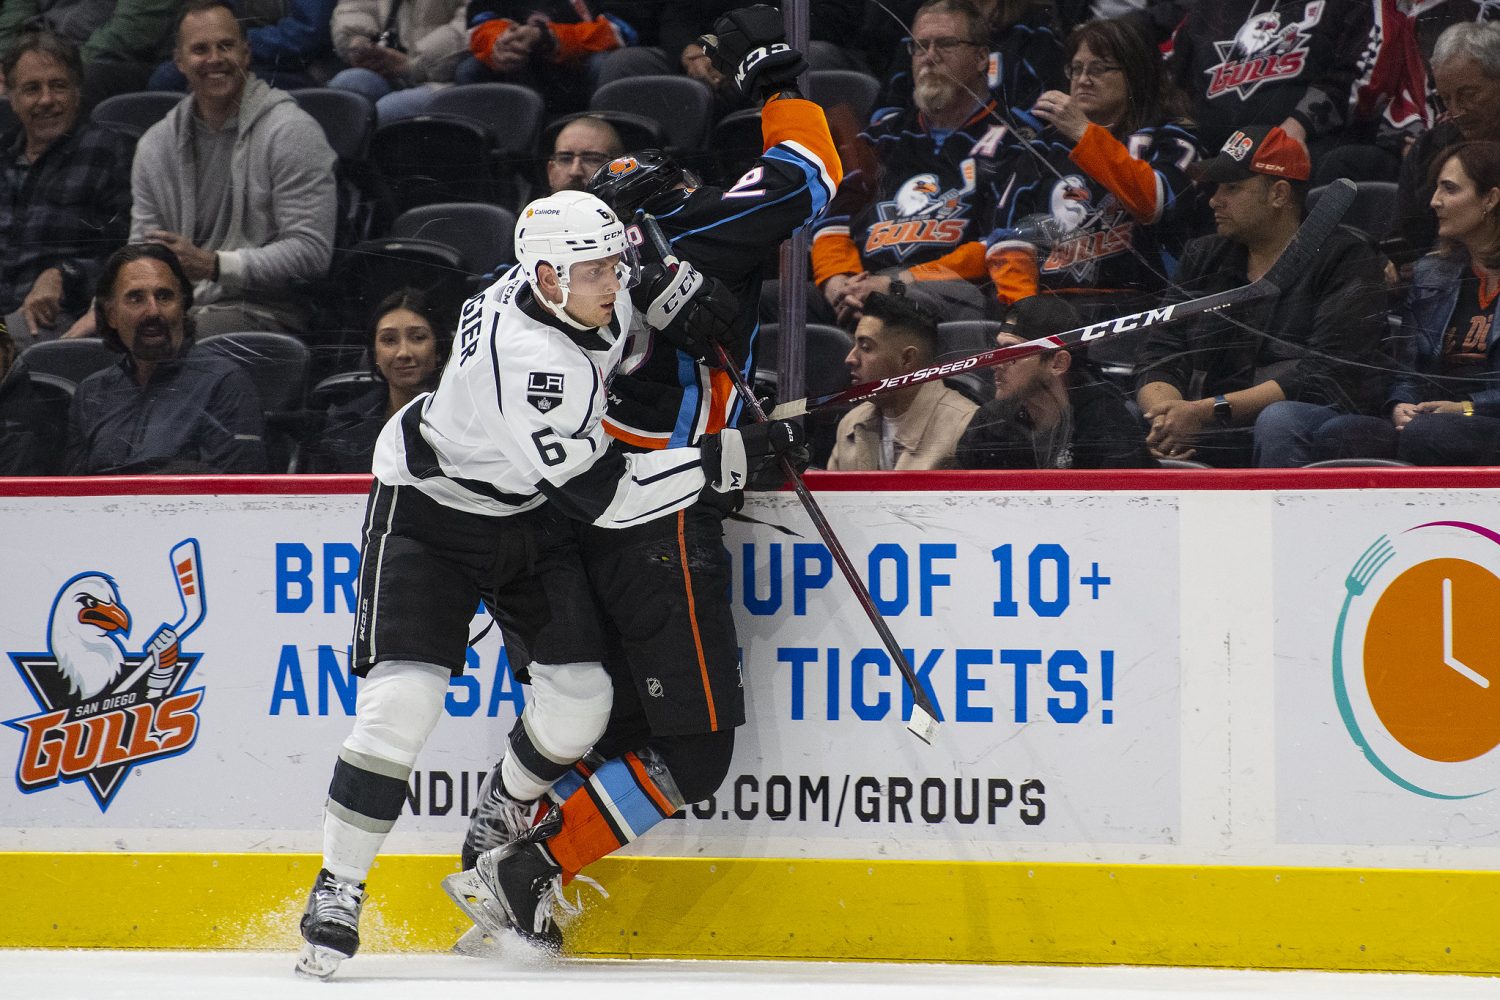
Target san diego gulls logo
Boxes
[1205,2,1324,100]
[864,160,979,261]
[5,539,207,811]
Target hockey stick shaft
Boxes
[768,178,1359,421]
[715,340,940,744]
[636,210,940,743]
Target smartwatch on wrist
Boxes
[1212,394,1233,427]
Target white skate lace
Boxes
[532,873,608,935]
[311,876,364,926]
[468,785,534,855]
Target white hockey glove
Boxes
[699,420,806,512]
[144,626,180,699]
[635,258,739,367]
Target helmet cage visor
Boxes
[553,244,640,297]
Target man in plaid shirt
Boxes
[0,32,132,346]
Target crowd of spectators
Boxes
[0,0,1498,475]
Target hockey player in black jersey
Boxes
[295,187,802,978]
[445,5,843,955]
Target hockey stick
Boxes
[637,212,941,744]
[113,539,206,697]
[768,178,1359,420]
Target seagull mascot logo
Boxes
[6,540,207,811]
[50,573,133,701]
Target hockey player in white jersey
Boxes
[295,189,801,979]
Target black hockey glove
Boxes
[699,5,808,103]
[636,259,739,367]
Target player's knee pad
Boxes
[648,728,737,804]
[344,659,451,767]
[523,660,613,762]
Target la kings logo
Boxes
[5,539,208,812]
[1206,2,1325,100]
[527,372,565,412]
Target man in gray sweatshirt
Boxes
[130,0,336,339]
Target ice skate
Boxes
[461,764,536,870]
[295,868,366,980]
[444,811,582,952]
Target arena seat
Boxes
[590,76,714,154]
[90,91,180,139]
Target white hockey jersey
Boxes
[372,267,707,527]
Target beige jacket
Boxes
[826,381,978,471]
[330,0,468,83]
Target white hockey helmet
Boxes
[515,190,638,326]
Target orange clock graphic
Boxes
[1332,521,1500,798]
[1363,558,1500,763]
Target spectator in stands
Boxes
[1166,0,1371,164]
[983,15,1198,318]
[1134,126,1389,467]
[826,292,977,469]
[956,295,1154,468]
[0,32,131,347]
[1390,21,1500,266]
[326,0,469,125]
[454,1,639,113]
[65,244,266,475]
[0,0,176,106]
[149,0,343,92]
[1305,141,1500,465]
[546,115,622,193]
[302,288,448,473]
[129,0,337,339]
[0,321,52,475]
[877,0,1065,117]
[812,0,1002,327]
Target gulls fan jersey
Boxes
[1167,0,1372,150]
[984,112,1200,304]
[812,100,1008,289]
[603,96,842,450]
[372,269,706,526]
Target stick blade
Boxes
[906,706,939,745]
[1262,177,1356,293]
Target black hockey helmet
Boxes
[587,150,695,216]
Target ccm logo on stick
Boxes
[1078,304,1176,341]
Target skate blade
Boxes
[294,942,345,980]
[451,924,502,958]
[442,869,514,938]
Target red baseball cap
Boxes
[1196,125,1311,183]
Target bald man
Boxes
[546,116,624,193]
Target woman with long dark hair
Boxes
[981,16,1199,314]
[303,288,449,473]
[1303,141,1500,465]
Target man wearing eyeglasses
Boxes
[546,115,623,193]
[811,0,1002,327]
[1390,21,1500,265]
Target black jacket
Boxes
[956,377,1155,469]
[65,341,267,475]
[1134,226,1391,413]
[302,385,388,473]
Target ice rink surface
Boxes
[7,949,1499,1000]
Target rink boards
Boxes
[4,470,1500,973]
